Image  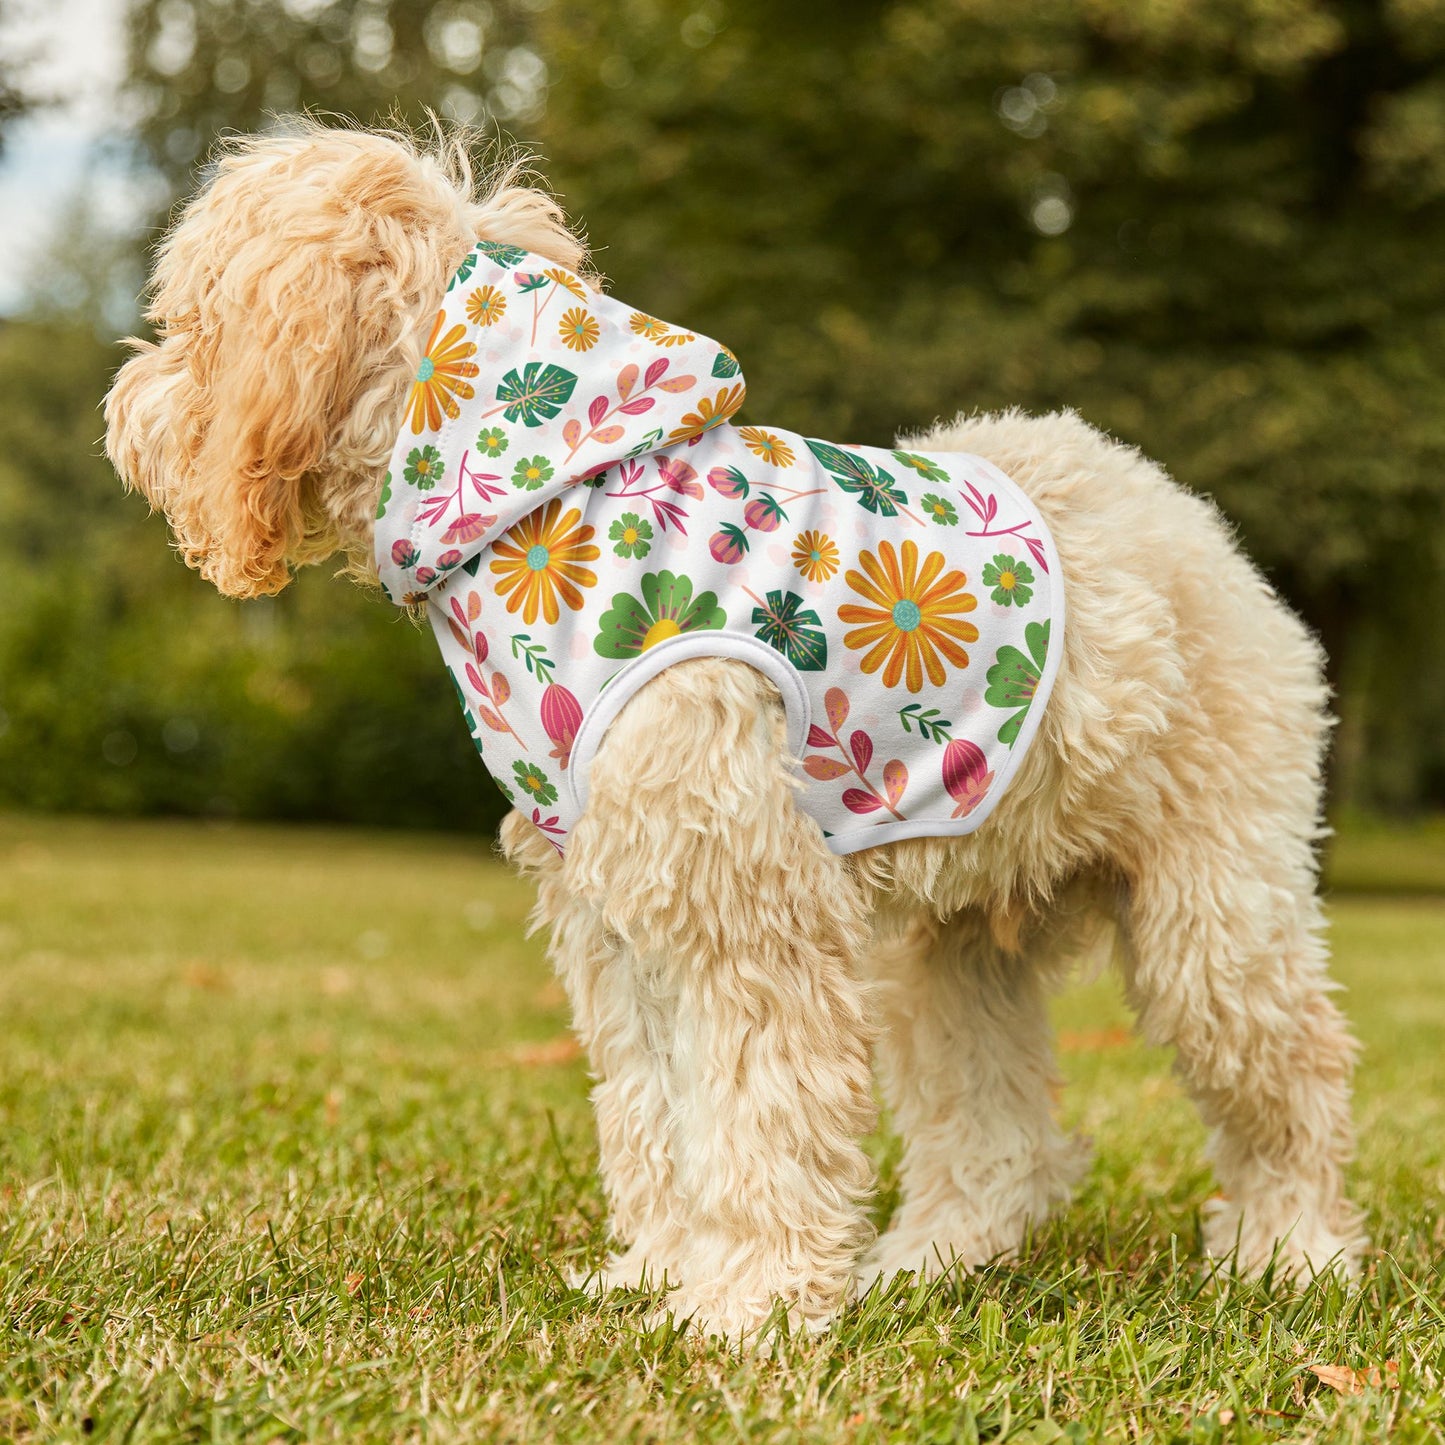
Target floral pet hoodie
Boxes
[375,242,1063,853]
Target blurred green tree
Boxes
[536,0,1445,808]
[6,0,1439,825]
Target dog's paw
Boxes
[1202,1196,1367,1283]
[570,1245,675,1296]
[645,1287,837,1350]
[856,1231,994,1295]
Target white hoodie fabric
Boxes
[375,242,1063,853]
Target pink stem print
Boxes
[958,478,1049,573]
[562,358,697,466]
[603,457,699,534]
[445,591,527,751]
[418,449,504,542]
[802,687,908,821]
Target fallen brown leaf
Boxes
[181,962,229,992]
[1309,1361,1399,1395]
[344,1272,364,1296]
[504,1037,584,1068]
[1057,1027,1133,1052]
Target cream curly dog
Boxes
[105,124,1364,1341]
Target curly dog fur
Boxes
[105,122,1365,1342]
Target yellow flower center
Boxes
[526,467,541,481]
[525,774,542,792]
[932,503,946,516]
[641,618,682,650]
[418,459,433,475]
[622,528,639,545]
[999,572,1016,590]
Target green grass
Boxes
[2,813,1444,1443]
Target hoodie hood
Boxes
[375,241,744,602]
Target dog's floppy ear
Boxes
[106,129,476,598]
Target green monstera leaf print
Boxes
[496,362,578,427]
[751,589,827,671]
[805,439,909,517]
[984,620,1051,746]
[475,240,529,267]
[711,347,741,378]
[593,571,726,658]
[446,251,478,291]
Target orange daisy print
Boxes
[667,384,747,445]
[465,285,507,327]
[738,426,795,467]
[490,499,600,626]
[837,540,979,693]
[792,530,840,583]
[558,307,601,352]
[407,311,480,434]
[544,266,588,299]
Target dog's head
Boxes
[105,122,585,597]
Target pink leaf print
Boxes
[593,425,625,444]
[942,738,994,819]
[472,630,489,664]
[644,358,669,387]
[588,395,608,427]
[447,618,469,651]
[883,759,908,810]
[478,707,510,733]
[617,363,638,400]
[449,597,468,629]
[803,756,851,781]
[806,724,835,749]
[466,592,482,622]
[562,419,582,449]
[849,730,873,775]
[824,688,850,733]
[618,397,655,415]
[842,789,884,815]
[1025,533,1050,575]
[657,375,696,393]
[490,673,511,706]
[465,663,487,695]
[441,513,494,546]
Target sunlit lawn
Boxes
[2,812,1444,1442]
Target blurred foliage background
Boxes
[1,0,1443,832]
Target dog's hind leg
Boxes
[860,908,1089,1288]
[565,657,878,1341]
[1119,833,1364,1280]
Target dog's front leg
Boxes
[502,809,686,1290]
[565,658,878,1343]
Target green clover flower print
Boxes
[985,620,1050,745]
[920,493,958,526]
[982,553,1035,607]
[375,470,392,520]
[478,426,509,457]
[594,571,726,658]
[609,512,654,559]
[404,445,444,490]
[892,450,949,483]
[513,760,558,806]
[512,455,554,491]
